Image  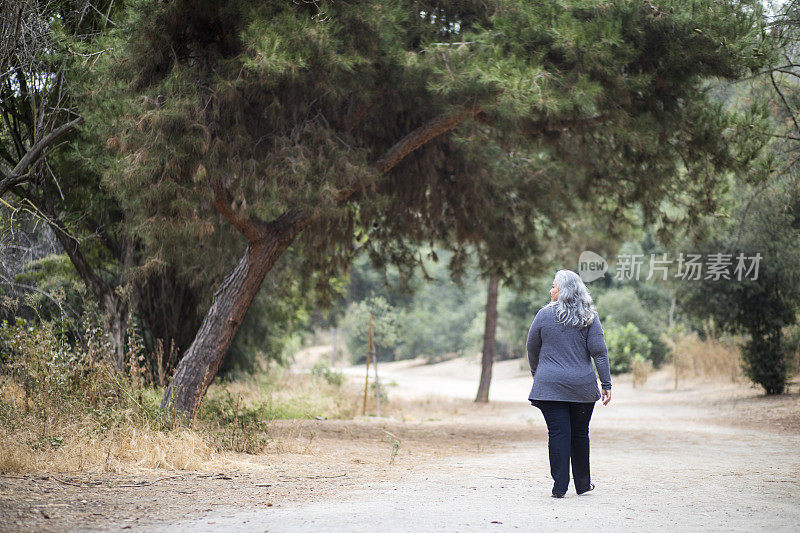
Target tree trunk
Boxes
[475,275,500,403]
[102,292,129,371]
[160,109,480,422]
[160,234,295,421]
[44,201,135,371]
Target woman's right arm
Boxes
[587,314,612,392]
[526,311,543,377]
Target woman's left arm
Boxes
[587,316,612,391]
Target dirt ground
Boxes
[1,356,799,532]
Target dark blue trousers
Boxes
[531,400,595,495]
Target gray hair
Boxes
[548,269,597,329]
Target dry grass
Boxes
[663,330,744,382]
[0,420,221,474]
[631,356,653,388]
[0,373,368,474]
[0,321,368,474]
[0,370,368,474]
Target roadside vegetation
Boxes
[0,317,362,473]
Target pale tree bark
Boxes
[475,275,500,403]
[47,203,137,371]
[161,107,483,422]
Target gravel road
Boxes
[150,359,800,532]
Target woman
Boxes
[527,269,612,498]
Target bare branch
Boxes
[770,70,800,137]
[0,116,84,197]
[775,68,800,80]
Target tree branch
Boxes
[334,106,484,206]
[211,177,270,243]
[0,116,84,197]
[239,107,485,242]
[770,70,800,137]
[775,69,800,80]
[374,107,483,174]
[37,191,110,299]
[221,106,602,245]
[85,216,121,257]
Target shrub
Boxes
[604,321,652,374]
[310,361,345,386]
[596,287,669,367]
[742,332,789,395]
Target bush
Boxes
[0,316,145,423]
[310,361,345,386]
[742,332,789,395]
[604,321,653,374]
[596,287,669,367]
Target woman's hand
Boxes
[601,389,611,405]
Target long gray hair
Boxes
[548,269,597,329]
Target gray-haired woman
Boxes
[526,269,612,498]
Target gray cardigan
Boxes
[526,303,612,403]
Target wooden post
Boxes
[330,326,337,365]
[674,348,679,390]
[362,315,373,415]
[373,323,381,417]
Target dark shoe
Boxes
[552,492,565,498]
[577,483,595,495]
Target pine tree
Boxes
[95,0,770,420]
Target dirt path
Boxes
[2,358,799,532]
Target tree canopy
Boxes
[78,0,774,419]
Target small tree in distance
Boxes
[676,177,800,394]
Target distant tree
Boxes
[765,0,799,147]
[676,174,800,394]
[342,297,399,363]
[97,0,771,420]
[596,285,669,367]
[604,321,653,374]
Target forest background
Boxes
[1,0,800,470]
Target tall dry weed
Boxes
[631,355,653,388]
[663,328,743,382]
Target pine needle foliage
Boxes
[89,1,771,287]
